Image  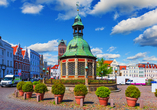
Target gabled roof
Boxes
[104,60,113,65]
[22,50,26,58]
[51,65,59,69]
[12,45,23,55]
[119,66,127,70]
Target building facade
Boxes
[58,39,67,64]
[12,44,30,80]
[0,36,14,79]
[39,55,44,78]
[51,65,59,79]
[28,49,40,78]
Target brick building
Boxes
[12,44,30,80]
[58,39,67,64]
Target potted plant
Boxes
[95,86,110,106]
[22,81,33,98]
[51,81,65,103]
[33,81,40,89]
[74,84,88,105]
[154,89,157,97]
[16,81,26,96]
[34,83,48,100]
[125,85,141,107]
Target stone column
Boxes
[75,58,78,78]
[66,59,68,78]
[92,60,95,79]
[60,61,62,78]
[77,27,79,33]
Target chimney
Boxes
[0,36,1,39]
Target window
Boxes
[10,70,12,74]
[68,62,75,75]
[2,59,4,65]
[7,70,9,74]
[62,63,66,76]
[15,62,17,69]
[2,50,4,55]
[7,60,9,66]
[63,48,65,53]
[7,52,9,57]
[60,48,62,53]
[19,63,20,69]
[10,53,12,58]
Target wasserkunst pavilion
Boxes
[59,10,97,80]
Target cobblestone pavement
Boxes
[9,85,157,110]
[0,86,70,110]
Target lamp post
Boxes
[46,70,49,79]
[43,68,45,78]
[115,68,117,82]
[85,66,88,86]
[101,71,103,80]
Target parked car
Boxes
[30,78,39,82]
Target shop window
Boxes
[88,63,92,76]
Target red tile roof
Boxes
[119,66,127,70]
[104,60,113,65]
[51,65,59,69]
[22,50,26,58]
[12,45,23,55]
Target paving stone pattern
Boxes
[8,85,157,110]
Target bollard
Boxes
[14,90,16,95]
[80,98,83,107]
[15,91,18,97]
[55,97,58,105]
[110,99,114,107]
[24,93,26,100]
[37,95,40,102]
[140,99,143,108]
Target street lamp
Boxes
[47,70,49,79]
[42,68,45,78]
[115,68,117,79]
[85,66,88,86]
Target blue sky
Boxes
[1,0,157,66]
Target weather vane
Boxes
[76,2,79,13]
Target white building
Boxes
[51,64,60,79]
[28,49,40,78]
[0,36,14,79]
[128,65,139,77]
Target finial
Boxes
[76,2,79,14]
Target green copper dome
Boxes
[62,34,94,57]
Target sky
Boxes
[1,0,157,66]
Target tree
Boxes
[96,58,113,77]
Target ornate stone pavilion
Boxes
[60,11,97,80]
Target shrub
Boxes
[51,80,65,95]
[74,84,88,96]
[17,81,26,90]
[125,85,141,98]
[33,81,40,85]
[95,86,110,98]
[22,82,33,92]
[155,89,157,97]
[34,83,48,94]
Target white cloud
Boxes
[21,3,44,14]
[111,8,157,34]
[134,25,157,47]
[43,53,58,65]
[114,12,119,20]
[0,0,8,6]
[28,40,58,53]
[90,0,157,15]
[97,53,120,59]
[107,46,116,52]
[95,27,104,31]
[143,56,157,61]
[91,48,102,55]
[126,52,147,60]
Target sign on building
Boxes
[18,69,21,76]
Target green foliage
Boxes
[51,80,65,95]
[33,81,40,85]
[96,58,113,77]
[74,84,88,96]
[34,83,48,94]
[125,85,141,98]
[16,81,26,90]
[95,86,110,98]
[155,89,157,97]
[147,79,154,86]
[22,82,33,92]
